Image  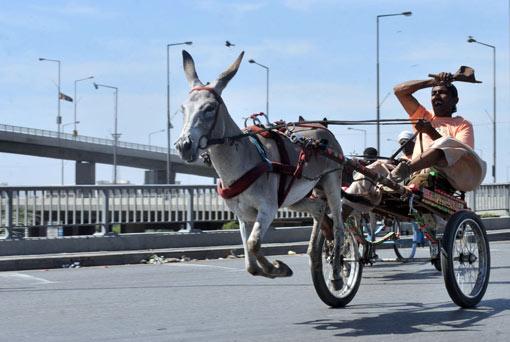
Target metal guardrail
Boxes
[0,123,179,155]
[0,184,309,239]
[1,183,508,240]
[466,183,510,213]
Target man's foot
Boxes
[390,161,411,182]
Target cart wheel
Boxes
[392,220,417,261]
[311,229,363,308]
[441,210,490,308]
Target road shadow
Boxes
[296,298,509,337]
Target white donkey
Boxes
[175,50,346,285]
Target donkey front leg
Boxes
[247,208,293,278]
[239,219,265,276]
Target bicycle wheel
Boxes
[441,210,490,308]
[311,228,363,308]
[392,220,417,261]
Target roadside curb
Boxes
[1,229,508,272]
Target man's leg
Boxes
[409,148,447,173]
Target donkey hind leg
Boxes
[239,219,265,276]
[321,172,345,291]
[288,196,327,268]
[247,208,293,278]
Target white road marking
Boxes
[166,263,242,271]
[0,272,54,284]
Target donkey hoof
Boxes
[330,277,344,291]
[272,260,293,277]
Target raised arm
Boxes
[393,79,436,116]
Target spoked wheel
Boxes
[441,210,490,308]
[392,220,417,262]
[311,229,363,308]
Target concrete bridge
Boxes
[0,124,216,184]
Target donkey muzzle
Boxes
[175,135,196,162]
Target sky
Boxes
[0,0,509,185]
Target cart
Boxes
[310,158,491,309]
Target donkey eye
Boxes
[202,104,216,113]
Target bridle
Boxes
[188,86,258,149]
[189,86,225,149]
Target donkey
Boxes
[175,50,346,284]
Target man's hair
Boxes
[446,83,458,113]
[363,147,378,160]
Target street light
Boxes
[148,128,165,146]
[73,76,94,136]
[62,121,80,131]
[94,82,119,184]
[248,59,270,122]
[167,41,193,184]
[38,57,64,185]
[347,127,367,150]
[376,11,412,152]
[468,35,497,183]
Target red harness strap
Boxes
[217,162,271,199]
[217,126,346,205]
[244,125,294,206]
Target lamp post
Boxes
[148,129,165,146]
[58,121,79,184]
[167,41,193,184]
[348,127,367,150]
[38,57,64,185]
[248,59,270,121]
[94,82,119,184]
[376,11,412,152]
[468,35,497,183]
[73,76,94,137]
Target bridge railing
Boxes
[465,183,510,213]
[0,123,179,155]
[1,183,508,240]
[0,184,309,239]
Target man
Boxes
[397,130,415,161]
[391,72,485,192]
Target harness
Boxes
[218,123,335,207]
[189,86,411,206]
[189,86,346,206]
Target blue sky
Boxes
[0,0,508,185]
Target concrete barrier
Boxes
[0,217,508,272]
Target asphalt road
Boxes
[1,242,509,342]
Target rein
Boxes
[189,87,419,149]
[188,86,410,202]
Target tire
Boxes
[392,220,417,261]
[311,229,363,308]
[441,210,490,308]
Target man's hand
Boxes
[433,72,454,85]
[416,119,441,140]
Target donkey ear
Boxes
[211,51,244,94]
[182,50,203,88]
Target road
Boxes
[0,241,509,342]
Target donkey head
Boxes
[175,50,244,162]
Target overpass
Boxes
[0,123,216,184]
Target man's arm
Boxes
[415,119,442,140]
[393,79,436,116]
